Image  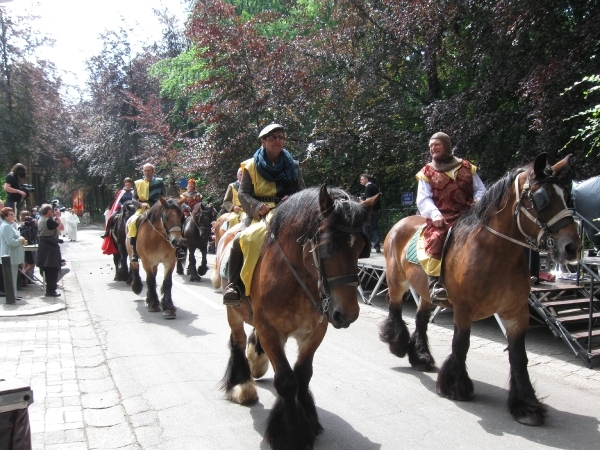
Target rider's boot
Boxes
[223,243,244,306]
[428,275,448,306]
[130,237,139,263]
[100,231,107,239]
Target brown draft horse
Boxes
[381,153,581,426]
[214,186,377,450]
[213,212,230,246]
[127,196,186,319]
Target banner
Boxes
[72,189,85,215]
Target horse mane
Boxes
[266,186,365,250]
[146,198,180,223]
[451,165,528,247]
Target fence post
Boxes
[1,255,15,304]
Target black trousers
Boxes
[40,267,59,294]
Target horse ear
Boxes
[159,195,166,206]
[532,153,549,179]
[319,184,334,214]
[551,154,572,177]
[361,192,380,212]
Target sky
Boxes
[4,0,189,95]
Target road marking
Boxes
[172,278,224,310]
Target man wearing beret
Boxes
[223,123,306,305]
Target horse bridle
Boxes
[485,170,575,252]
[148,207,182,243]
[274,202,366,322]
[191,208,212,238]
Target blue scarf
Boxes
[253,147,299,196]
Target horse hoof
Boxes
[163,310,176,319]
[226,380,258,405]
[176,270,184,275]
[147,304,161,313]
[189,276,201,282]
[516,414,544,426]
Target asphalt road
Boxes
[67,225,600,449]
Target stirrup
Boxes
[223,284,241,306]
[430,283,448,305]
[131,254,139,263]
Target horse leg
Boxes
[408,299,435,371]
[436,319,474,401]
[188,247,201,282]
[221,308,257,404]
[145,266,161,313]
[113,254,120,281]
[197,242,209,276]
[262,326,323,450]
[246,328,269,379]
[160,263,177,319]
[503,309,547,426]
[379,291,411,358]
[176,246,186,275]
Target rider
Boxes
[127,163,167,263]
[178,179,203,211]
[416,132,485,305]
[222,167,244,229]
[223,123,306,305]
[100,177,134,239]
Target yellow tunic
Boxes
[126,179,150,238]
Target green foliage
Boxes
[563,75,600,156]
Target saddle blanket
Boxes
[406,224,426,265]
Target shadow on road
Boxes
[133,297,211,338]
[392,366,600,448]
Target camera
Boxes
[22,183,35,193]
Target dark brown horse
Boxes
[177,202,213,281]
[127,196,186,319]
[106,200,136,283]
[380,153,581,426]
[214,186,377,450]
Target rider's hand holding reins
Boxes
[432,213,446,228]
[259,203,270,216]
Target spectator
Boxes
[37,204,65,297]
[19,210,37,283]
[359,173,382,253]
[0,207,26,300]
[66,208,80,241]
[3,163,28,218]
[0,199,5,296]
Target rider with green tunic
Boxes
[223,124,306,305]
[127,163,167,262]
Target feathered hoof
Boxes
[197,265,209,276]
[516,413,545,426]
[162,309,176,319]
[189,275,202,282]
[147,303,161,313]
[226,379,258,405]
[511,399,547,426]
[247,342,269,379]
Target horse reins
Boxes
[273,201,361,322]
[147,208,182,244]
[484,171,574,252]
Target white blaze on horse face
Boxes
[349,234,356,248]
[552,184,568,208]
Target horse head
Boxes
[157,196,186,248]
[121,201,137,221]
[192,202,213,239]
[518,153,582,264]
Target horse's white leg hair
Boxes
[226,379,258,405]
[247,342,269,379]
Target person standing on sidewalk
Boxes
[0,207,26,300]
[359,174,382,253]
[37,204,65,297]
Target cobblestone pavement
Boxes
[0,226,598,449]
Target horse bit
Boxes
[274,202,363,322]
[485,170,574,252]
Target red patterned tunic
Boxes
[420,160,474,259]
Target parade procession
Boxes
[1,1,600,449]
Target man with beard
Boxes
[416,132,486,305]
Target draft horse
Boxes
[177,202,213,281]
[106,200,136,283]
[380,153,581,426]
[215,186,377,450]
[127,196,186,319]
